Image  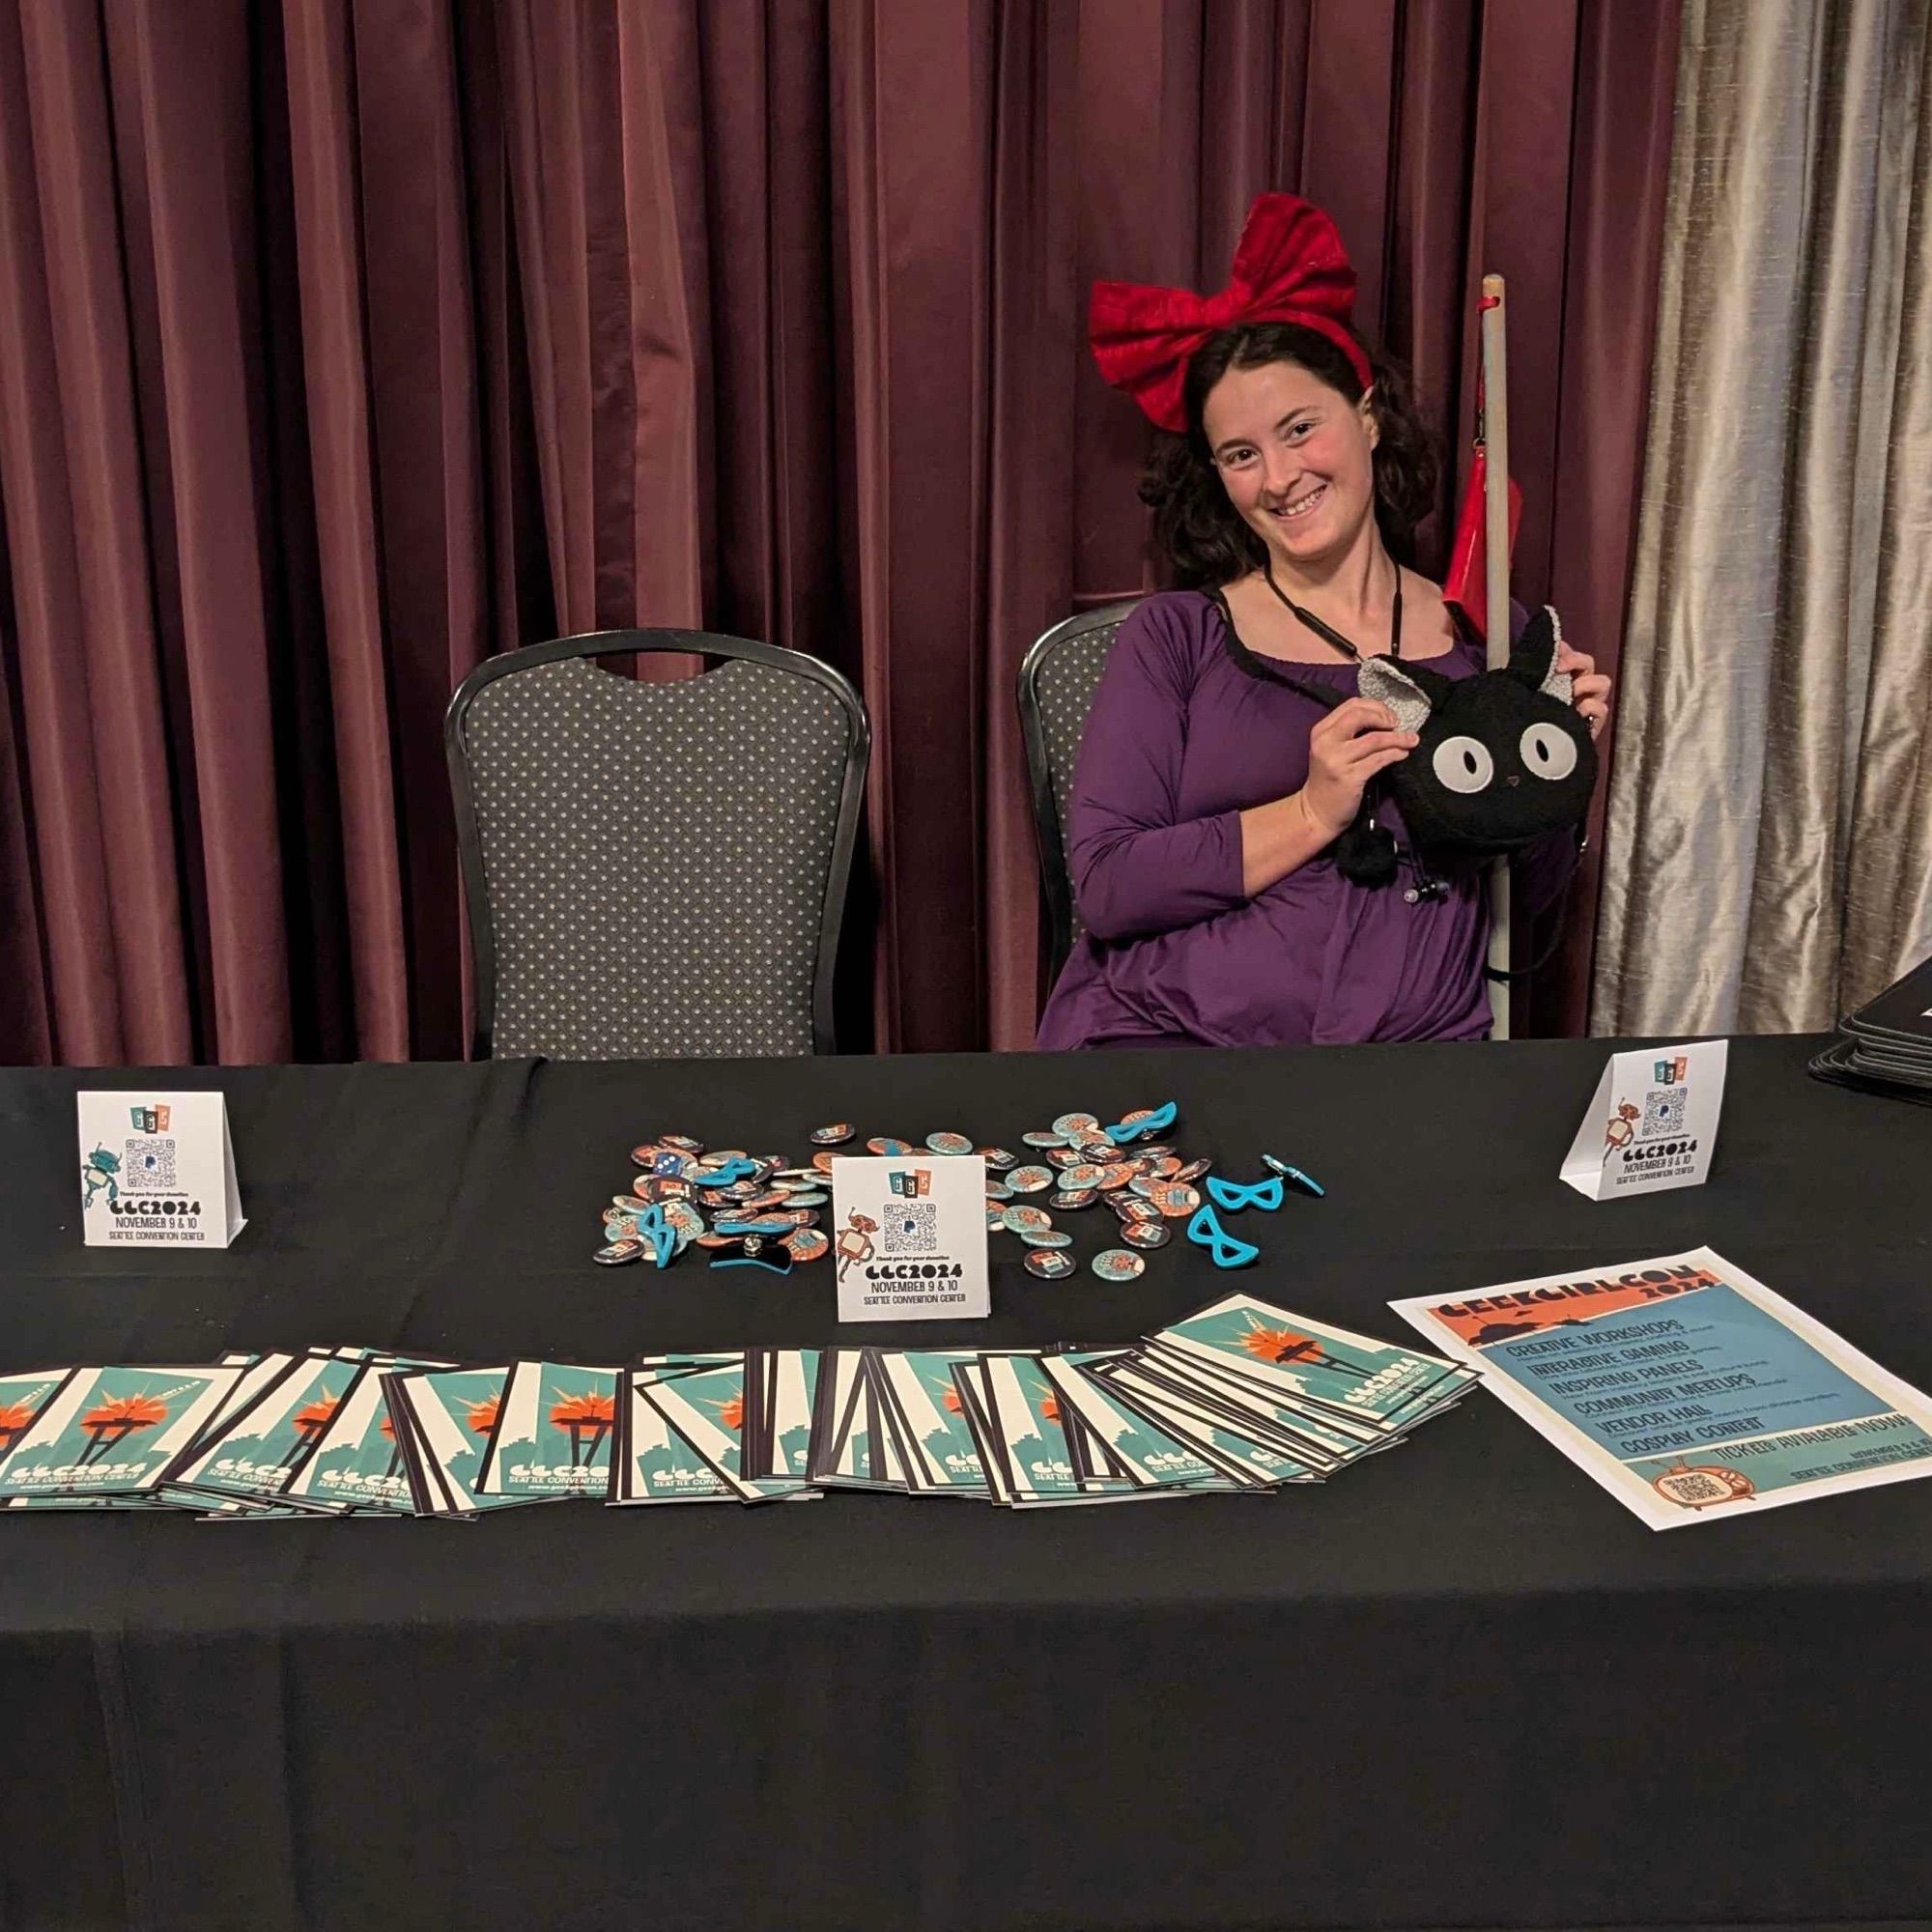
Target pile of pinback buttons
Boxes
[986,1107,1209,1281]
[597,1134,831,1273]
[596,1107,1211,1283]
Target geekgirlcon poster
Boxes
[1391,1247,1932,1529]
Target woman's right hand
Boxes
[1297,700,1418,841]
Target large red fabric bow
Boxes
[1089,194,1370,433]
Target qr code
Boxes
[1668,1471,1727,1503]
[1641,1088,1687,1136]
[882,1202,939,1256]
[124,1137,179,1189]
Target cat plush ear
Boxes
[1359,654,1455,734]
[1507,605,1575,705]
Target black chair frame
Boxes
[1016,600,1140,981]
[445,629,870,1061]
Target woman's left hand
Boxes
[1556,640,1612,742]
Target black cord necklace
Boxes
[1257,554,1448,901]
[1261,553,1404,661]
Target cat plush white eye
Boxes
[1432,736,1493,794]
[1520,723,1577,780]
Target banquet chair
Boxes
[1016,599,1140,980]
[446,631,869,1060]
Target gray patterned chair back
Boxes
[1017,600,1140,979]
[446,633,868,1060]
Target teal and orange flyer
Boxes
[1088,1353,1310,1488]
[285,1358,444,1514]
[769,1349,819,1480]
[971,1350,1150,1506]
[810,1349,906,1491]
[1040,1350,1239,1492]
[872,1350,989,1494]
[636,1356,810,1502]
[165,1353,367,1507]
[382,1366,528,1514]
[0,1369,67,1465]
[0,1365,242,1502]
[478,1362,619,1499]
[616,1364,737,1505]
[1155,1293,1473,1434]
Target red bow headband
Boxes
[1089,194,1371,434]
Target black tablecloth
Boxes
[4,1037,1931,1932]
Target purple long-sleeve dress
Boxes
[1036,589,1578,1050]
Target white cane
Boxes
[1481,274,1512,1038]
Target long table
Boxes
[3,1036,1929,1932]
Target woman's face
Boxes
[1201,357,1378,571]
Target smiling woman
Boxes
[1037,195,1612,1052]
[1147,322,1438,585]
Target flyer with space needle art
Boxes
[1391,1248,1932,1529]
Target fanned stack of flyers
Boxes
[0,1299,1473,1517]
[382,1355,823,1516]
[0,1362,247,1512]
[608,1350,822,1505]
[0,1350,451,1516]
[383,1360,623,1517]
[804,1293,1477,1505]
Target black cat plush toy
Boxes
[1325,606,1597,887]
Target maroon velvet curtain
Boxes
[0,0,1678,1065]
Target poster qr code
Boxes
[124,1137,179,1190]
[1668,1471,1727,1502]
[1641,1088,1687,1137]
[882,1203,939,1256]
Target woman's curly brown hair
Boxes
[1140,321,1440,586]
